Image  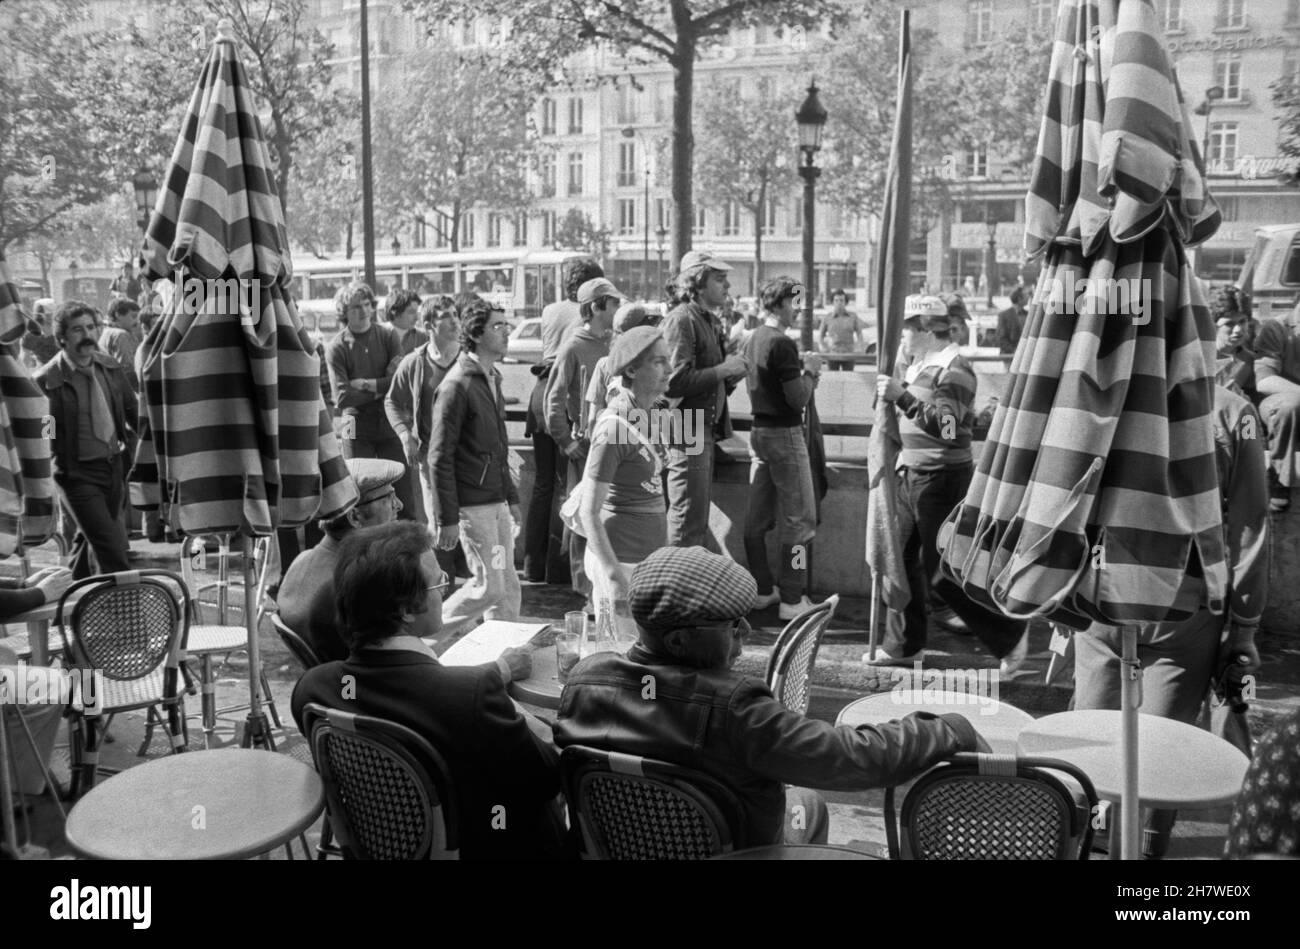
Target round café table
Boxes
[1017,710,1250,810]
[713,844,882,860]
[508,642,563,710]
[64,748,324,860]
[836,689,1035,754]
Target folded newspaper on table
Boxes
[436,621,550,667]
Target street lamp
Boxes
[622,126,651,301]
[67,259,79,298]
[985,213,998,310]
[795,80,827,352]
[131,167,157,234]
[655,225,668,304]
[391,237,401,256]
[1194,85,1225,167]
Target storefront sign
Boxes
[1167,34,1293,53]
[1205,156,1296,179]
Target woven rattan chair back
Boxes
[59,571,189,684]
[766,594,839,714]
[892,752,1098,860]
[303,704,458,860]
[560,745,747,860]
[270,613,321,670]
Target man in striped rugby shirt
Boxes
[871,295,1026,668]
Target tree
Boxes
[1272,75,1300,178]
[199,0,353,220]
[404,1,850,266]
[553,207,611,257]
[370,50,539,253]
[290,112,364,258]
[692,74,798,295]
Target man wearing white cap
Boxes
[662,251,749,547]
[277,457,405,663]
[545,277,624,600]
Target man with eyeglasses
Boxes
[291,521,565,860]
[35,301,138,579]
[554,546,990,848]
[430,298,523,634]
[276,458,406,662]
[545,277,625,603]
[324,282,415,521]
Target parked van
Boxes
[1237,224,1300,322]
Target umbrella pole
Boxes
[867,576,882,661]
[239,534,276,750]
[1119,624,1141,859]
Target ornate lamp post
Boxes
[985,212,998,310]
[391,237,401,256]
[795,81,827,352]
[132,166,157,235]
[655,225,668,305]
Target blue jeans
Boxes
[665,432,716,549]
[744,425,817,602]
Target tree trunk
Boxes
[669,15,696,271]
[345,220,354,259]
[751,179,767,297]
[275,130,292,224]
[450,200,461,255]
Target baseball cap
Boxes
[903,294,950,331]
[577,277,628,306]
[613,302,657,333]
[678,250,733,274]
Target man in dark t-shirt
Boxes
[741,277,821,619]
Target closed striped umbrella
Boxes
[0,257,55,556]
[131,22,356,538]
[938,0,1226,629]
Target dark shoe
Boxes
[931,607,971,635]
[1269,469,1291,513]
[863,648,924,667]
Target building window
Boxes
[1030,0,1055,33]
[568,97,584,135]
[965,146,989,178]
[567,152,584,195]
[655,198,671,231]
[541,98,556,136]
[1218,0,1246,30]
[616,84,638,126]
[538,153,556,197]
[618,142,637,188]
[1162,0,1184,32]
[513,213,528,247]
[761,199,777,237]
[721,201,740,237]
[966,0,993,46]
[1215,54,1242,99]
[1283,50,1300,89]
[540,210,557,247]
[1209,122,1238,164]
[693,206,707,237]
[655,84,672,124]
[617,198,636,236]
[461,213,475,248]
[487,213,502,248]
[414,218,427,249]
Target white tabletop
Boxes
[1017,710,1250,810]
[836,689,1034,755]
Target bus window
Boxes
[523,265,557,315]
[288,274,306,300]
[465,265,514,294]
[410,269,456,296]
[308,273,350,305]
[373,271,400,300]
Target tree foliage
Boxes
[553,207,611,257]
[403,0,850,265]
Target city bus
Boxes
[290,248,580,335]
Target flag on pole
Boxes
[865,10,913,639]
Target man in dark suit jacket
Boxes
[290,521,564,860]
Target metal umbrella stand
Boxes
[132,21,357,748]
[937,0,1228,858]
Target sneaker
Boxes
[751,590,780,611]
[999,630,1030,677]
[778,596,815,621]
[931,607,971,635]
[863,648,924,667]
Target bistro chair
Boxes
[302,703,459,860]
[884,752,1098,860]
[765,594,839,715]
[178,534,282,745]
[270,612,321,672]
[560,745,747,859]
[56,570,190,797]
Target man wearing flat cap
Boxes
[662,251,749,548]
[545,277,624,601]
[277,457,405,662]
[874,296,1026,671]
[554,546,988,847]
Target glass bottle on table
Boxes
[592,597,619,654]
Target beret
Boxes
[629,547,757,631]
[608,326,663,378]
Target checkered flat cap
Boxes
[629,547,757,631]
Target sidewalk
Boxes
[8,550,1295,859]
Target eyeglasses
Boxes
[696,617,751,640]
[488,320,512,332]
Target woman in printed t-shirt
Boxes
[578,326,672,640]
